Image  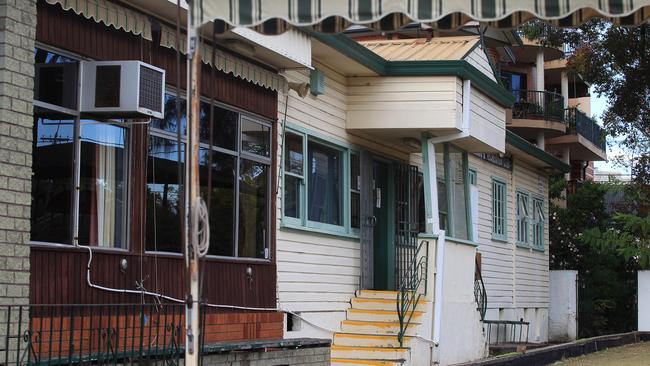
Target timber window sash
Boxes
[516,190,531,245]
[532,197,545,250]
[491,178,508,242]
[281,127,356,236]
[435,143,472,241]
[146,91,272,260]
[31,47,130,250]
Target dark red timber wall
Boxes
[31,1,282,343]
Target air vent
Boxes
[139,65,163,113]
[80,61,165,119]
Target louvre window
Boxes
[492,179,507,241]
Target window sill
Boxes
[446,237,480,247]
[491,235,509,243]
[280,222,360,240]
[418,233,439,240]
[516,243,545,252]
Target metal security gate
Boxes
[394,164,421,289]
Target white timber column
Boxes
[537,130,546,150]
[561,70,569,108]
[562,146,571,180]
[536,48,545,91]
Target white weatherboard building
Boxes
[274,34,568,365]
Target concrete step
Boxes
[351,297,428,312]
[331,358,401,366]
[346,309,424,324]
[340,320,417,336]
[355,290,400,300]
[333,333,413,348]
[331,345,408,361]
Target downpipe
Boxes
[422,79,471,363]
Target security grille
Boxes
[139,65,163,113]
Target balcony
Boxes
[507,90,567,137]
[512,90,565,122]
[546,108,607,161]
[565,108,607,151]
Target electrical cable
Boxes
[77,243,338,333]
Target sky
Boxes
[591,88,632,176]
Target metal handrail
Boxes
[511,89,566,123]
[565,107,607,151]
[396,240,429,347]
[474,257,487,321]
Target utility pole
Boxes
[185,0,201,365]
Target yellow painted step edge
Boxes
[331,358,398,365]
[353,298,429,304]
[335,333,413,339]
[342,320,418,327]
[332,345,409,352]
[347,309,424,316]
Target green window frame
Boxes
[436,143,472,241]
[281,126,357,237]
[516,190,531,245]
[532,197,545,250]
[491,178,508,242]
[469,169,477,186]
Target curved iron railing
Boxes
[511,90,565,123]
[396,240,429,347]
[565,108,607,151]
[474,257,487,321]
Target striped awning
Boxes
[45,0,152,40]
[202,0,650,34]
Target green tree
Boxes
[549,182,638,336]
[521,21,650,182]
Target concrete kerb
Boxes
[452,331,650,366]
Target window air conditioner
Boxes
[80,61,165,119]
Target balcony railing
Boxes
[565,108,607,151]
[511,90,565,123]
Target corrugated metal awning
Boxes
[360,37,480,61]
[200,0,650,34]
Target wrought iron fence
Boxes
[396,240,428,347]
[474,257,487,321]
[511,90,565,123]
[0,303,195,365]
[565,108,607,151]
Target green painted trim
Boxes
[418,233,439,239]
[446,237,480,247]
[307,32,387,74]
[280,222,360,240]
[506,131,571,173]
[463,152,473,241]
[386,163,396,291]
[310,33,515,108]
[421,133,435,234]
[444,144,453,235]
[491,177,508,242]
[515,189,531,246]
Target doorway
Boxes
[372,160,393,290]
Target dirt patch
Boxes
[554,341,650,365]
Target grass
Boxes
[554,341,650,365]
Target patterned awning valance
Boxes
[45,0,152,40]
[201,0,650,34]
[44,0,286,92]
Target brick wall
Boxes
[0,0,36,362]
[0,0,35,306]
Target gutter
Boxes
[506,131,571,173]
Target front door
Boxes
[372,160,392,290]
[359,152,394,291]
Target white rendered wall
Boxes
[549,270,578,341]
[639,271,650,331]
